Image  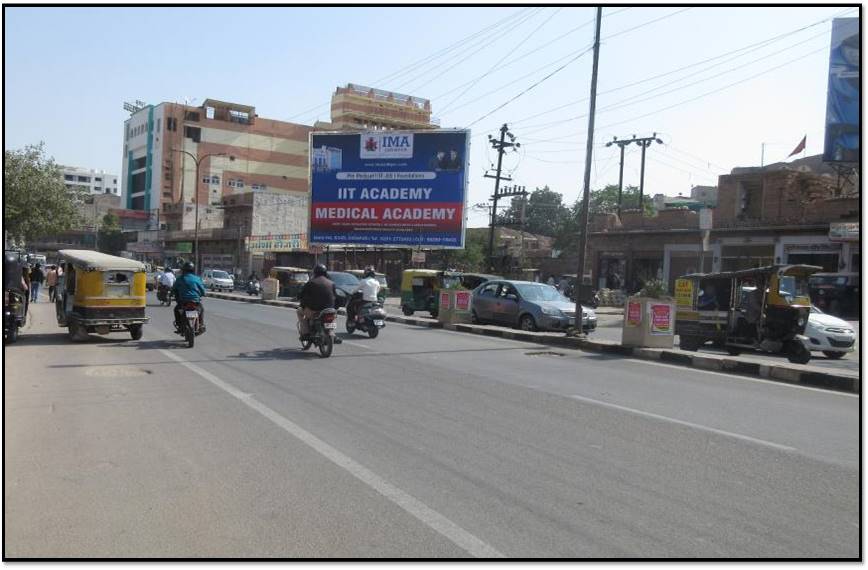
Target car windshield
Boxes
[376,276,387,286]
[292,273,309,282]
[212,270,230,279]
[330,273,360,286]
[515,283,567,302]
[809,275,848,286]
[810,305,823,314]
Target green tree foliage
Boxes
[445,230,488,272]
[503,186,570,237]
[4,143,88,243]
[97,213,126,256]
[554,184,656,251]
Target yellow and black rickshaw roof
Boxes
[58,249,146,272]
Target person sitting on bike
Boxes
[158,266,176,300]
[347,266,381,322]
[297,263,336,340]
[172,262,206,332]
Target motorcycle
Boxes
[345,292,387,338]
[4,289,26,344]
[300,307,337,358]
[175,300,204,347]
[157,284,173,306]
[246,279,261,296]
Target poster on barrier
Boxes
[439,290,451,310]
[455,290,471,311]
[649,303,673,335]
[626,301,642,327]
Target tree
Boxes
[4,143,88,244]
[444,230,487,272]
[97,213,126,255]
[502,186,570,237]
[554,184,657,251]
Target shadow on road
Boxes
[8,332,135,346]
[230,347,313,361]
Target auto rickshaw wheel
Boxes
[129,324,143,340]
[6,325,18,344]
[68,321,88,342]
[402,305,414,316]
[679,336,701,351]
[785,340,811,364]
[429,310,438,319]
[823,351,846,359]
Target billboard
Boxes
[309,129,469,248]
[823,18,859,162]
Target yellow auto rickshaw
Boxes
[55,249,149,341]
[399,269,460,317]
[674,264,820,364]
[269,266,310,299]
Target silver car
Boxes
[203,269,234,292]
[471,280,597,333]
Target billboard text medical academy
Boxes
[309,130,469,248]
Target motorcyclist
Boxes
[158,267,176,301]
[297,264,336,340]
[172,262,206,332]
[347,266,381,322]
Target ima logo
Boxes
[360,132,414,159]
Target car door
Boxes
[473,281,500,321]
[494,283,521,325]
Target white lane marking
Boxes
[622,358,859,398]
[158,349,504,558]
[567,393,798,453]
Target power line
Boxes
[438,7,563,114]
[603,7,693,40]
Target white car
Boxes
[803,305,856,359]
[203,269,234,292]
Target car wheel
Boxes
[402,306,414,316]
[822,351,846,359]
[725,346,741,356]
[471,309,480,324]
[519,314,537,332]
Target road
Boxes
[5,295,859,558]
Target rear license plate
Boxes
[374,320,385,326]
[324,322,337,329]
[185,311,198,318]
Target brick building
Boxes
[547,156,859,293]
[315,84,437,131]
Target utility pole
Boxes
[485,185,527,273]
[605,135,635,218]
[633,133,663,213]
[573,7,602,334]
[484,124,518,266]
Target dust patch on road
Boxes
[83,366,153,378]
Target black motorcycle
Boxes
[246,279,261,296]
[4,251,27,343]
[345,292,387,339]
[175,300,204,347]
[157,284,173,306]
[301,308,337,358]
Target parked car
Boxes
[328,271,361,308]
[203,269,234,292]
[471,280,596,333]
[804,305,856,359]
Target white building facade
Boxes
[60,165,120,196]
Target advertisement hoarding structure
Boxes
[309,129,469,249]
[823,18,859,163]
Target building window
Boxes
[229,109,250,124]
[185,111,200,122]
[156,118,161,132]
[251,183,267,191]
[77,176,90,182]
[132,156,147,170]
[167,117,177,132]
[184,126,201,142]
[64,174,74,181]
[95,187,102,192]
[95,177,102,182]
[202,175,220,185]
[205,106,215,119]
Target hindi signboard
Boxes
[245,233,308,253]
[675,279,694,308]
[309,130,469,248]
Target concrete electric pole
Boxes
[484,124,519,266]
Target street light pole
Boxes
[171,149,230,270]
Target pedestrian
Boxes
[547,275,556,287]
[46,265,59,302]
[30,264,44,302]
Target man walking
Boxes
[30,264,44,302]
[46,265,59,302]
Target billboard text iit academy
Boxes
[309,130,469,248]
[823,18,859,162]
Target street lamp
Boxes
[171,149,234,270]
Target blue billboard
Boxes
[823,18,859,162]
[309,130,469,248]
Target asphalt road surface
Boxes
[5,295,859,558]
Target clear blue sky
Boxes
[4,6,856,227]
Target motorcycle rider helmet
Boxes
[313,263,328,278]
[182,261,195,274]
[364,266,376,279]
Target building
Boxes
[60,165,120,196]
[545,155,859,295]
[121,98,313,230]
[27,193,124,256]
[315,84,437,131]
[652,185,718,212]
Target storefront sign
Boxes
[246,233,308,252]
[439,290,451,310]
[173,242,193,253]
[455,290,471,311]
[783,242,841,253]
[649,303,673,335]
[411,251,426,263]
[626,301,642,327]
[675,279,694,308]
[829,222,859,242]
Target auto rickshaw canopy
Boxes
[58,249,146,272]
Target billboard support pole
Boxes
[572,7,602,336]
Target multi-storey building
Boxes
[60,165,120,196]
[121,98,312,230]
[315,84,437,131]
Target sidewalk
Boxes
[206,291,858,393]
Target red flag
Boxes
[787,135,806,157]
